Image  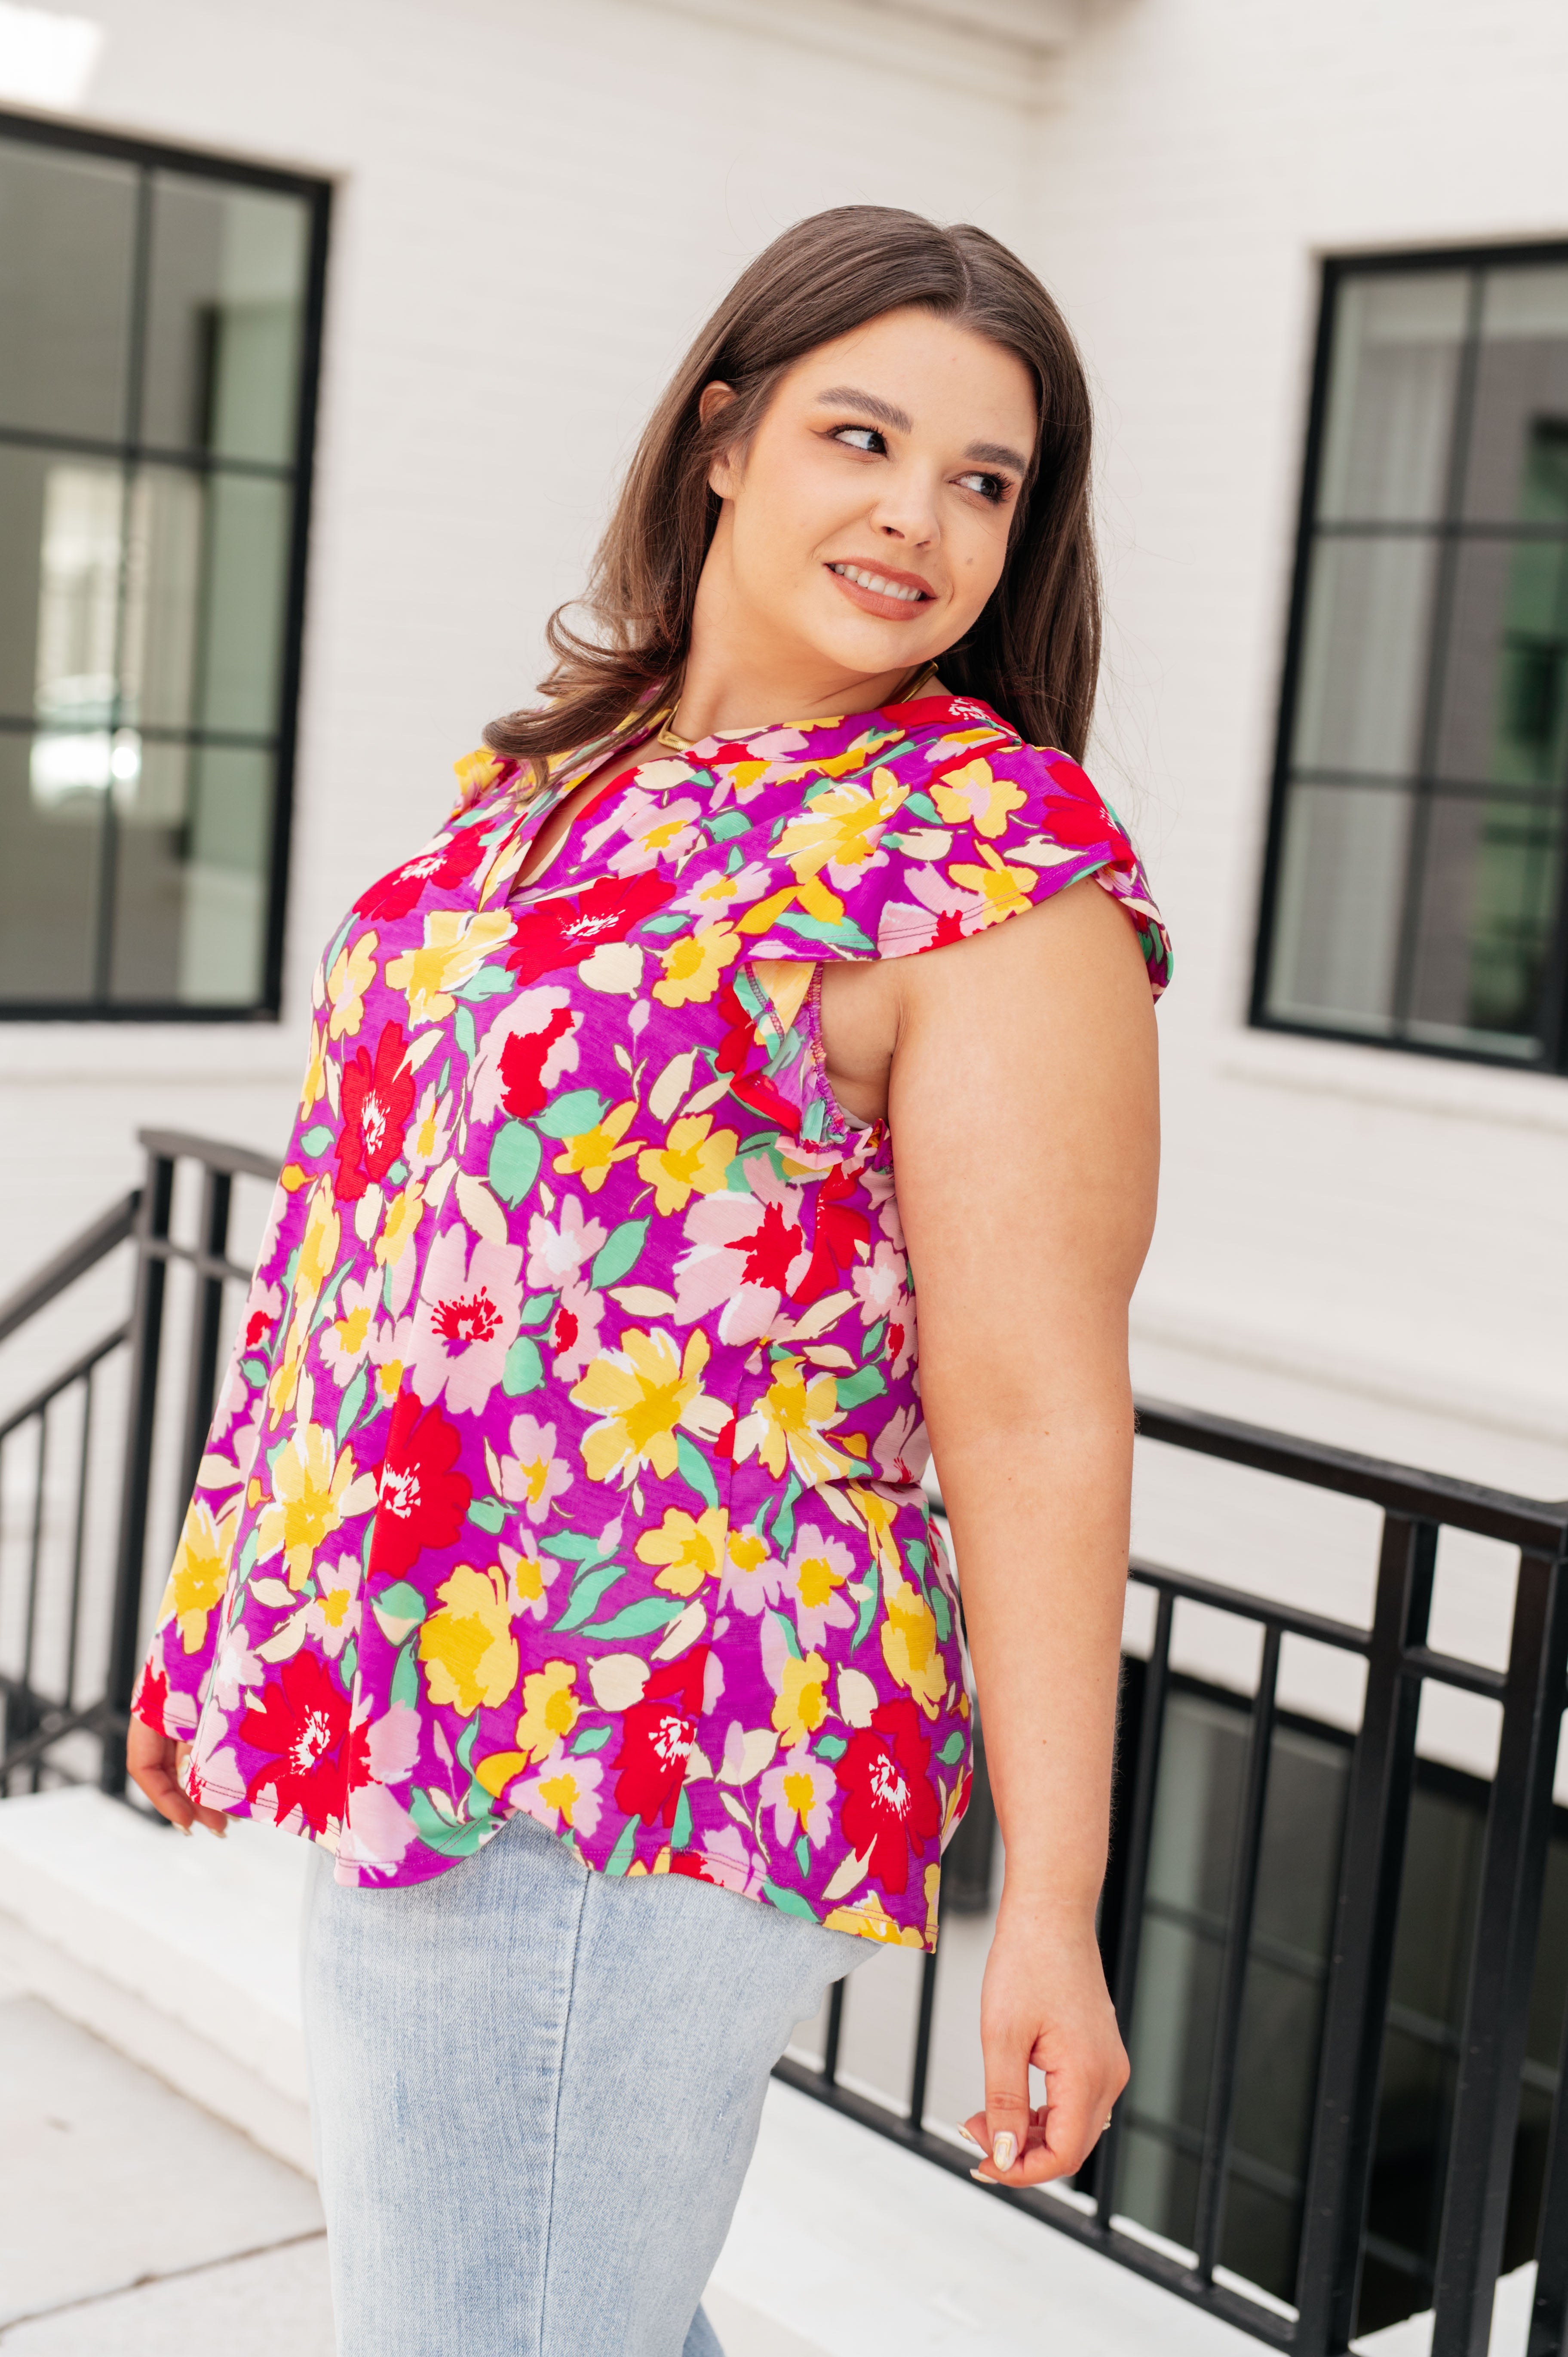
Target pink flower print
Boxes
[872,1403,930,1486]
[546,1277,605,1384]
[512,1741,604,1838]
[367,1311,418,1413]
[211,1277,283,1438]
[410,1229,524,1416]
[673,858,773,921]
[339,1778,419,1872]
[404,1081,455,1177]
[583,785,703,877]
[209,1625,265,1712]
[717,1524,785,1619]
[525,1193,608,1291]
[469,987,579,1125]
[672,1822,768,1894]
[782,1527,858,1650]
[319,1272,380,1385]
[852,1242,915,1376]
[303,1554,361,1657]
[761,1741,837,1848]
[875,863,979,955]
[672,1182,810,1343]
[499,1413,573,1526]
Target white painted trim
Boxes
[1217,1028,1568,1137]
[621,0,1080,107]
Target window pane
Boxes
[141,176,310,463]
[1405,792,1562,1050]
[1462,267,1568,522]
[1435,498,1568,792]
[1318,273,1469,524]
[0,732,99,1000]
[1291,537,1438,777]
[196,473,292,732]
[1266,784,1413,1029]
[106,745,273,1004]
[0,446,123,724]
[0,140,136,442]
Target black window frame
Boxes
[1251,240,1568,1075]
[0,106,331,1024]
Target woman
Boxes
[129,205,1166,2356]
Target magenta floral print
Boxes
[134,691,1169,1949]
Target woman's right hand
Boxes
[126,1718,229,1836]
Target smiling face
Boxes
[695,306,1038,711]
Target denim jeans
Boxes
[301,1808,865,2356]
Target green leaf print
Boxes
[454,1006,478,1064]
[453,963,514,1001]
[853,1559,880,1651]
[502,1337,544,1396]
[815,1734,847,1762]
[409,1788,489,1858]
[770,1473,800,1553]
[371,1582,427,1642]
[795,1835,812,1877]
[590,1219,649,1289]
[835,1367,886,1409]
[637,912,694,935]
[518,1291,557,1328]
[604,1817,639,1876]
[675,1431,719,1511]
[391,1638,421,1709]
[569,1725,613,1753]
[335,1366,368,1444]
[902,791,941,822]
[581,1597,687,1641]
[241,1357,267,1386]
[931,1590,951,1642]
[467,1496,506,1533]
[552,1562,629,1631]
[540,1530,602,1562]
[861,1319,887,1361]
[938,1732,966,1765]
[456,1717,479,1770]
[761,1881,819,1921]
[340,1639,357,1688]
[489,1121,542,1208]
[299,1123,334,1157]
[706,810,753,843]
[536,1088,608,1139]
[775,911,876,954]
[671,1787,693,1851]
[769,1608,802,1663]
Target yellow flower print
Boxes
[552,1099,642,1194]
[296,1178,342,1303]
[513,1659,581,1762]
[775,769,907,880]
[879,1569,949,1719]
[846,1482,900,1576]
[572,1326,716,1486]
[299,1019,327,1115]
[931,758,1029,840]
[374,1182,426,1272]
[635,1115,738,1216]
[772,1648,829,1748]
[452,746,503,807]
[158,1499,238,1652]
[651,921,743,1008]
[256,1421,357,1589]
[825,1890,927,1946]
[385,908,513,1025]
[947,842,1035,924]
[325,930,378,1042]
[736,1355,850,1486]
[635,1505,730,1597]
[418,1564,519,1715]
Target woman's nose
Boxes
[867,468,939,547]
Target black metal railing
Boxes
[0,1129,279,1795]
[6,1132,1568,2355]
[777,1406,1568,2357]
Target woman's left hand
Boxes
[962,1902,1128,2187]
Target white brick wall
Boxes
[3,0,1565,1544]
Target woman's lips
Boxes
[825,560,936,622]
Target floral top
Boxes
[134,689,1169,1949]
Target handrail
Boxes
[0,1188,139,1346]
[134,1127,282,1183]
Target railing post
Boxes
[178,1161,233,1510]
[1293,1513,1436,2354]
[1528,1890,1568,2357]
[99,1147,174,1795]
[1430,1541,1568,2357]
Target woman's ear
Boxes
[700,381,742,499]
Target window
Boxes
[1254,249,1568,1069]
[0,111,328,1017]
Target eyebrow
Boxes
[812,385,1030,478]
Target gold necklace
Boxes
[654,661,941,753]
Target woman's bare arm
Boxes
[889,877,1160,2185]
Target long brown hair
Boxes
[485,205,1100,779]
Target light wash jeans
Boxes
[301,1807,865,2357]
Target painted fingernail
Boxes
[970,2167,991,2183]
[955,2121,983,2148]
[206,1818,227,1838]
[178,1823,193,1838]
[992,2131,1017,2171]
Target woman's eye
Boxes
[957,470,1007,504]
[832,425,885,455]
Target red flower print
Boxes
[368,1385,472,1577]
[354,827,486,921]
[1037,755,1133,861]
[134,1660,170,1735]
[507,870,674,986]
[796,1165,871,1305]
[501,1002,577,1119]
[743,1199,809,1291]
[834,1696,941,1895]
[334,1021,417,1202]
[613,1645,709,1827]
[241,1651,350,1835]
